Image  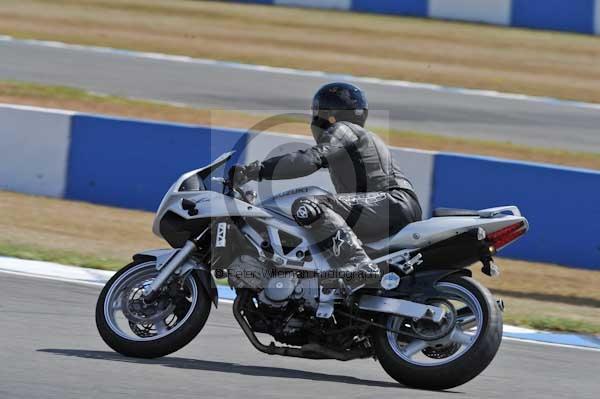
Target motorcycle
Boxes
[96,151,529,390]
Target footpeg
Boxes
[389,251,423,275]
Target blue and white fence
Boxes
[226,0,600,35]
[1,103,599,270]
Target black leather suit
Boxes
[259,121,422,267]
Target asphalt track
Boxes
[1,272,598,399]
[1,38,600,153]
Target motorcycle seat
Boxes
[432,208,480,217]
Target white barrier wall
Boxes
[390,148,435,217]
[0,104,72,197]
[428,0,512,25]
[275,0,352,10]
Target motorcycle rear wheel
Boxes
[95,259,211,358]
[373,275,502,390]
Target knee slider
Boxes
[292,198,323,226]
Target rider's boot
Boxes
[320,227,381,294]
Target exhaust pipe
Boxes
[233,290,368,361]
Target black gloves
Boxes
[228,161,262,186]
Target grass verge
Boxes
[1,0,600,103]
[504,315,600,336]
[2,80,600,170]
[1,190,599,335]
[0,242,124,271]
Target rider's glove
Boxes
[228,161,262,186]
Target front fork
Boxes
[142,240,198,303]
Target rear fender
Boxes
[133,249,219,308]
[392,268,472,299]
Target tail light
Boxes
[487,221,526,249]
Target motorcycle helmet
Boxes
[311,82,368,141]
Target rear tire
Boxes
[373,275,502,390]
[95,259,212,359]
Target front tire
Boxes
[373,275,502,390]
[96,259,212,358]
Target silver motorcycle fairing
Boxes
[153,190,272,238]
[152,151,273,238]
[367,207,529,252]
[133,249,219,307]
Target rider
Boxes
[229,82,422,291]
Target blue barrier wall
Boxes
[3,103,600,270]
[432,153,600,270]
[353,0,427,16]
[512,0,596,34]
[224,0,600,35]
[66,114,247,211]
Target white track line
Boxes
[2,35,600,111]
[0,268,105,287]
[502,337,600,352]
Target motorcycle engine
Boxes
[227,255,319,310]
[227,255,268,290]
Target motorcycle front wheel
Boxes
[95,259,211,358]
[373,275,503,390]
